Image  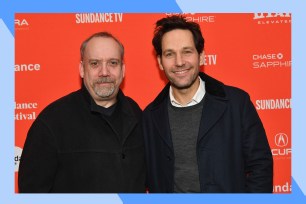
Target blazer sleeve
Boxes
[18,118,58,193]
[241,93,273,193]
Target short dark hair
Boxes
[80,32,124,61]
[152,15,205,56]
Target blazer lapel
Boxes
[151,101,173,149]
[198,94,228,142]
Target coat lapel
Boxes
[198,93,227,142]
[151,101,173,149]
[148,72,228,148]
[121,112,138,145]
[117,91,138,145]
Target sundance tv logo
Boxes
[253,13,291,24]
[271,133,291,158]
[75,13,123,24]
[203,54,217,66]
[252,53,291,69]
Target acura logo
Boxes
[275,133,289,147]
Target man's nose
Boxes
[175,54,185,67]
[98,62,109,76]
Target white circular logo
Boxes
[277,53,283,60]
[15,146,23,172]
[274,133,289,147]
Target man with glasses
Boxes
[18,32,146,193]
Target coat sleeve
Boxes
[241,93,273,193]
[18,118,58,193]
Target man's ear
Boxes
[79,62,84,78]
[199,52,205,66]
[122,63,126,78]
[157,56,164,71]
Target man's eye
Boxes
[90,61,98,65]
[165,53,173,57]
[183,50,192,55]
[110,60,118,65]
[108,60,120,67]
[90,61,99,67]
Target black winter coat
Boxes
[143,72,273,193]
[19,86,146,193]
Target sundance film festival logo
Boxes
[75,13,123,24]
[166,13,215,23]
[253,13,291,24]
[15,63,41,72]
[273,182,291,193]
[252,53,291,69]
[255,98,291,110]
[15,146,23,172]
[15,101,38,121]
[271,133,291,158]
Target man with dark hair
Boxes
[143,15,273,193]
[18,32,146,193]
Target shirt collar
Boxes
[81,83,118,116]
[169,76,205,107]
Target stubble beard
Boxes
[169,66,199,90]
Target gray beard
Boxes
[93,77,115,98]
[94,84,115,98]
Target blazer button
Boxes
[122,153,126,159]
[166,155,172,161]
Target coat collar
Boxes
[149,72,227,110]
[148,72,228,148]
[81,83,138,145]
[80,83,135,117]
